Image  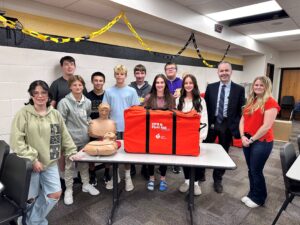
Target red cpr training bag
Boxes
[124,106,201,156]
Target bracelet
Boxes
[250,137,255,143]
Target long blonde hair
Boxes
[243,76,273,114]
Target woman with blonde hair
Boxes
[239,76,280,208]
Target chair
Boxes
[0,153,32,225]
[272,143,300,225]
[0,140,9,177]
[280,96,295,119]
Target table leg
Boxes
[107,163,119,225]
[188,167,195,225]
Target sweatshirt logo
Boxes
[50,124,61,160]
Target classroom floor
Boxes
[47,122,300,225]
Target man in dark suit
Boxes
[201,61,245,193]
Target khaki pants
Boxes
[65,157,89,189]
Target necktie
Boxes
[217,84,226,124]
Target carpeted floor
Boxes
[48,121,300,225]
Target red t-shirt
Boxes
[243,97,280,142]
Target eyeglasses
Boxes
[165,67,177,71]
[32,91,48,97]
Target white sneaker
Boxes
[245,198,260,208]
[105,175,121,190]
[194,184,202,196]
[179,182,189,193]
[82,184,100,195]
[64,189,73,205]
[241,196,251,203]
[125,177,134,192]
[105,179,113,190]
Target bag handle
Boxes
[199,123,207,131]
[145,109,177,155]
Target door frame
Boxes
[279,67,300,104]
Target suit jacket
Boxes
[204,81,245,138]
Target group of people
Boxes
[9,56,280,224]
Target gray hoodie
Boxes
[57,93,91,147]
[129,81,152,104]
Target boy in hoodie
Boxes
[57,75,100,205]
[129,64,151,179]
[129,64,152,104]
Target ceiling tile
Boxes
[33,0,79,8]
[233,18,298,35]
[66,0,120,19]
[223,0,270,8]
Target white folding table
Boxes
[75,142,236,225]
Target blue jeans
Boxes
[243,141,273,205]
[26,164,61,225]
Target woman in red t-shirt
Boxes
[239,76,280,208]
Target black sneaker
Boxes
[141,165,149,180]
[102,174,111,183]
[130,164,136,176]
[172,166,181,174]
[214,182,223,193]
[89,176,98,186]
[89,170,97,186]
[198,174,206,182]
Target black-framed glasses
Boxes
[32,91,48,97]
[165,67,177,71]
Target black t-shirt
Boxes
[86,90,105,119]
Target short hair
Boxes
[134,64,146,74]
[68,75,85,88]
[26,80,52,107]
[218,61,232,70]
[60,56,76,67]
[91,72,106,82]
[164,62,177,71]
[98,102,110,111]
[114,65,127,75]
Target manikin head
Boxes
[98,103,111,119]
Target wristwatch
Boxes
[250,137,255,143]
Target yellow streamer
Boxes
[1,12,124,44]
[123,14,151,52]
[0,15,16,28]
[0,13,214,68]
[90,12,123,39]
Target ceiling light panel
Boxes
[206,0,282,22]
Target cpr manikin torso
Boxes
[88,103,116,139]
[84,132,118,155]
[84,103,118,156]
